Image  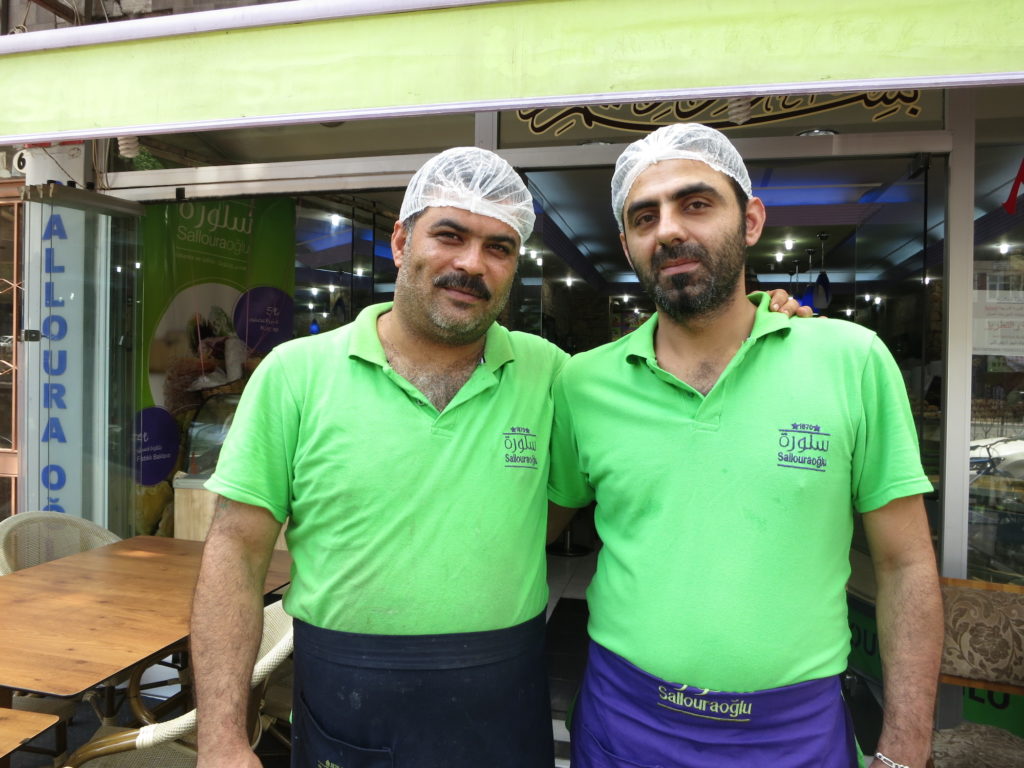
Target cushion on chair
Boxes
[931,721,1024,768]
[940,583,1024,687]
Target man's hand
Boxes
[766,288,813,317]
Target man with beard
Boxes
[547,124,942,768]
[191,145,805,768]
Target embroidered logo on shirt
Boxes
[504,426,538,469]
[777,422,831,472]
[656,685,753,722]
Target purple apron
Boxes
[571,641,860,768]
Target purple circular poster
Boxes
[134,406,181,486]
[233,286,294,355]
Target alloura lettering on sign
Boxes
[38,212,73,514]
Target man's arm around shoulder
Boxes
[863,494,942,768]
[192,496,283,768]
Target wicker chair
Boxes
[0,510,120,575]
[930,577,1024,768]
[60,599,294,767]
[0,510,122,761]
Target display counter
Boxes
[173,472,287,550]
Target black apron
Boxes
[291,612,553,768]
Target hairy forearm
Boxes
[191,498,280,764]
[873,556,943,767]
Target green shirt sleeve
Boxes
[547,365,595,508]
[852,335,933,513]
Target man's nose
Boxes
[656,208,688,247]
[451,241,487,274]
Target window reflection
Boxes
[969,144,1024,583]
[293,199,396,337]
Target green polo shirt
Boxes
[207,303,567,635]
[548,293,932,692]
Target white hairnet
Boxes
[399,147,535,244]
[611,123,753,232]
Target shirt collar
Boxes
[623,291,792,364]
[348,302,392,366]
[348,302,514,370]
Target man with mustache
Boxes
[548,123,942,768]
[190,145,806,768]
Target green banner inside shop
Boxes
[133,197,294,536]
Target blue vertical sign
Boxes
[39,214,69,511]
[23,205,85,517]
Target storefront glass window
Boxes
[0,199,13,522]
[0,203,16,454]
[293,198,396,337]
[969,144,1024,584]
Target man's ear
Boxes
[619,232,635,272]
[743,197,767,247]
[391,220,407,269]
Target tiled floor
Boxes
[545,546,598,767]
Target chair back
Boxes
[252,599,294,688]
[0,510,121,575]
[939,577,1024,696]
[63,599,294,766]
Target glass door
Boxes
[20,184,141,533]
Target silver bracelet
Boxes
[874,752,910,768]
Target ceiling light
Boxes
[775,252,783,262]
[355,268,363,277]
[307,302,314,310]
[784,238,794,250]
[623,295,630,303]
[797,128,838,137]
[727,96,754,126]
[874,296,882,305]
[530,250,538,259]
[310,287,318,296]
[329,213,342,227]
[519,246,526,255]
[535,258,543,266]
[117,136,140,158]
[864,294,871,302]
[328,284,336,294]
[844,308,853,317]
[1000,242,1010,255]
[566,277,574,287]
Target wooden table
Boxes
[0,709,60,758]
[0,535,291,764]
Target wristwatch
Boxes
[874,752,910,768]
